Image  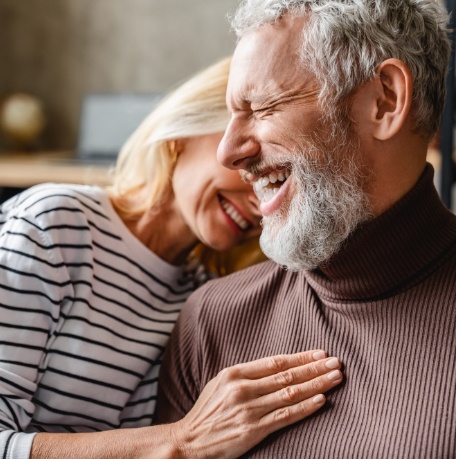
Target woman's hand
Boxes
[31,351,342,459]
[172,350,343,458]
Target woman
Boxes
[0,57,343,458]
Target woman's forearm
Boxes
[31,425,180,459]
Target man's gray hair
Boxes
[230,0,451,140]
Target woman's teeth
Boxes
[220,198,250,230]
[253,169,291,202]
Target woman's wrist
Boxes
[164,419,197,459]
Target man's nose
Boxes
[217,118,260,170]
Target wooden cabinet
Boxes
[0,150,112,203]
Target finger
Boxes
[259,393,328,436]
[260,368,343,413]
[232,350,328,380]
[254,357,342,395]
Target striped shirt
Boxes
[0,183,197,458]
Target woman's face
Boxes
[172,132,262,251]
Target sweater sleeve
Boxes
[0,208,68,458]
[155,287,206,424]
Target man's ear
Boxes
[371,58,413,140]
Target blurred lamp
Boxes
[0,92,46,148]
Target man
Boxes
[156,1,456,457]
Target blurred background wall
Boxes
[0,0,239,149]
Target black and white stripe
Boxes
[0,183,197,458]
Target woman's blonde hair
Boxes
[108,56,266,275]
[110,56,232,214]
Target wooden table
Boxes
[0,150,113,188]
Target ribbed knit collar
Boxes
[303,164,456,302]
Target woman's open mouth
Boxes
[218,195,251,231]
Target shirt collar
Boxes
[303,164,456,301]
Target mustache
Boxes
[241,157,295,181]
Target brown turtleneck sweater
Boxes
[156,165,456,458]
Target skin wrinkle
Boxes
[250,83,321,113]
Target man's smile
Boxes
[252,168,291,203]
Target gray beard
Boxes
[259,142,372,271]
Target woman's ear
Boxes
[371,58,413,141]
[169,139,185,165]
[174,139,185,154]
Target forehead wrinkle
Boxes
[276,85,320,106]
[227,78,257,110]
[247,82,278,107]
[228,15,320,111]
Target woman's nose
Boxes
[217,117,260,170]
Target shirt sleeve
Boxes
[155,287,206,424]
[0,208,68,458]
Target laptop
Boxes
[69,92,163,165]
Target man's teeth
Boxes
[268,171,285,183]
[220,198,249,230]
[253,169,291,202]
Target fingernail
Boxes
[312,394,325,404]
[313,350,326,360]
[325,357,340,369]
[327,370,342,381]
